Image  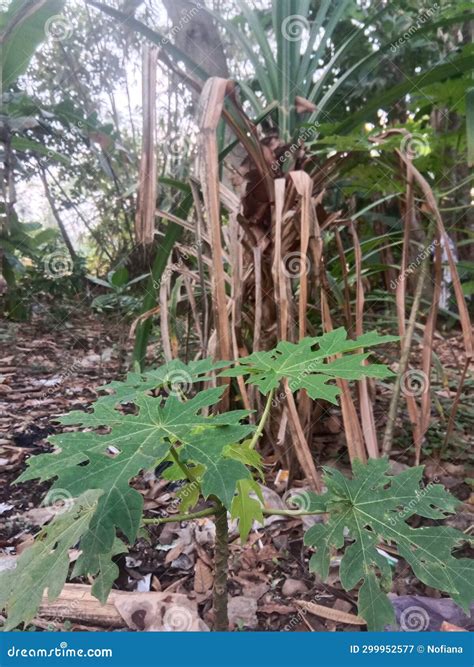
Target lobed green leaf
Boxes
[0,491,102,630]
[220,328,397,402]
[303,458,472,630]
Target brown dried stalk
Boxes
[135,45,158,246]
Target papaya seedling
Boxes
[1,329,472,631]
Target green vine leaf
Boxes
[303,459,473,630]
[220,328,397,402]
[0,490,102,631]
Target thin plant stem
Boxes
[143,507,215,525]
[142,505,326,525]
[261,507,325,518]
[248,388,274,450]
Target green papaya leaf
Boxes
[14,380,255,609]
[18,388,242,549]
[72,537,127,605]
[93,358,228,413]
[231,479,264,543]
[176,482,201,514]
[303,459,472,630]
[180,426,255,508]
[224,440,264,479]
[221,328,397,403]
[0,490,102,630]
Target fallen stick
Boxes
[39,584,123,628]
[294,599,365,626]
[39,583,204,631]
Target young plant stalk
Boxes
[168,447,231,631]
[248,388,274,450]
[212,501,229,631]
